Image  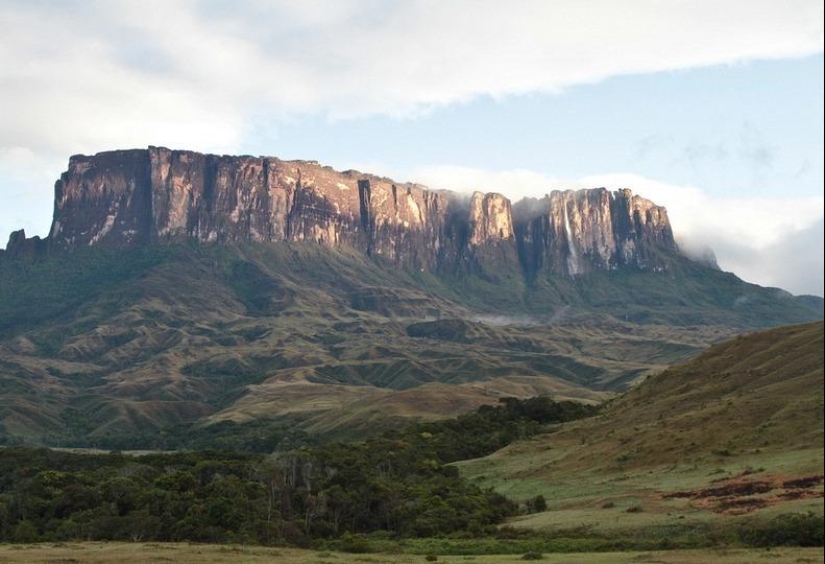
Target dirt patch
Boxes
[697,480,772,498]
[782,474,824,489]
[661,473,824,515]
[662,480,772,500]
[778,489,823,501]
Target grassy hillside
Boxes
[458,321,824,540]
[0,243,821,447]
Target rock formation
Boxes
[513,188,678,276]
[7,147,680,276]
[4,229,47,259]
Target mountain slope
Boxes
[0,240,821,447]
[458,321,824,534]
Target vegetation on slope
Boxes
[0,245,173,339]
[458,322,824,548]
[0,242,821,446]
[0,388,820,552]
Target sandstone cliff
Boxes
[6,147,679,277]
[513,188,678,276]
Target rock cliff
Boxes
[513,188,678,276]
[7,147,679,276]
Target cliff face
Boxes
[9,147,679,276]
[513,188,678,276]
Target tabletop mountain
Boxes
[6,147,677,279]
[0,148,821,448]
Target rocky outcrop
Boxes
[49,150,154,249]
[8,147,680,277]
[4,229,47,259]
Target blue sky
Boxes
[1,0,823,295]
[256,56,823,200]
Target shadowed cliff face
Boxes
[12,147,678,276]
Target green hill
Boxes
[458,321,824,538]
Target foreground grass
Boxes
[0,543,822,564]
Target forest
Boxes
[0,396,593,545]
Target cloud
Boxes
[0,0,822,156]
[409,166,825,296]
[705,219,824,297]
[678,142,730,172]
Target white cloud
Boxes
[0,0,822,156]
[410,165,825,296]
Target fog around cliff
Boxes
[409,166,825,297]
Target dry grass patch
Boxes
[0,543,822,564]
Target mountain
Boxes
[458,321,824,536]
[5,147,677,278]
[0,148,821,447]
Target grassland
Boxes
[0,320,821,558]
[0,542,822,563]
[458,322,824,542]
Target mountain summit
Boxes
[6,147,677,277]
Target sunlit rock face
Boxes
[513,188,677,276]
[30,147,678,276]
[468,191,514,245]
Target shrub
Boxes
[741,512,824,547]
[525,495,547,513]
[337,532,372,553]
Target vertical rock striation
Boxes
[49,149,153,250]
[513,188,677,276]
[12,147,680,277]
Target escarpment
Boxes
[7,147,679,277]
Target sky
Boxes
[1,0,823,296]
